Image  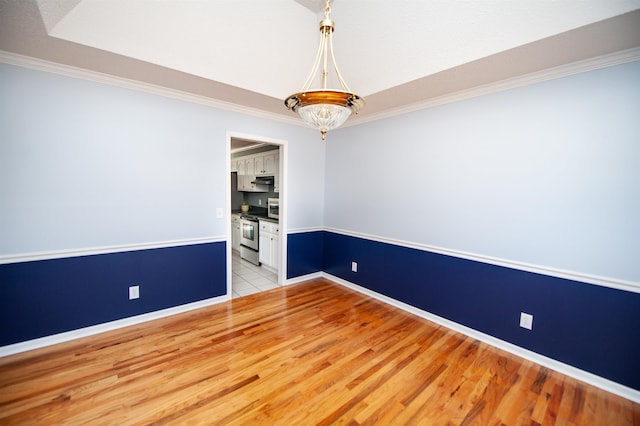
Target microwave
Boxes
[267,198,279,219]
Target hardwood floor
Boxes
[0,278,638,425]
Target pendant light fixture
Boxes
[285,0,364,140]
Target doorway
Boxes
[226,132,287,298]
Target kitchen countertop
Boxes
[258,217,279,224]
[231,210,278,223]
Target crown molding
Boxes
[0,50,302,127]
[2,48,638,132]
[345,47,640,128]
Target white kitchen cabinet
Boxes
[256,152,278,176]
[236,157,267,192]
[237,175,251,191]
[238,157,254,191]
[239,175,269,192]
[235,158,249,191]
[244,157,256,175]
[259,233,269,265]
[254,156,264,176]
[236,158,246,175]
[231,214,241,252]
[233,151,278,192]
[259,220,279,270]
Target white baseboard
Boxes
[3,271,637,403]
[0,294,230,358]
[322,272,640,403]
[285,271,323,286]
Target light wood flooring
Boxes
[0,278,638,425]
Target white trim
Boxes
[288,226,324,234]
[226,131,289,286]
[285,271,323,286]
[278,139,289,284]
[322,272,640,403]
[0,294,230,358]
[227,131,290,147]
[226,133,233,298]
[230,142,270,155]
[324,227,640,294]
[344,48,640,128]
[0,236,225,264]
[2,48,638,132]
[0,51,301,127]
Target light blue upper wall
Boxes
[325,61,640,284]
[0,63,325,255]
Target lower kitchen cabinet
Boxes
[231,214,241,252]
[259,220,279,270]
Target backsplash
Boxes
[245,191,278,209]
[230,172,279,211]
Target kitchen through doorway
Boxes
[228,133,286,299]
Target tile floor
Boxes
[232,250,279,298]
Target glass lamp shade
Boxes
[298,103,352,134]
[285,90,364,139]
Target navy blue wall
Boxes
[4,229,639,391]
[0,242,226,346]
[316,231,640,391]
[287,231,324,279]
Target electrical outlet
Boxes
[258,199,262,206]
[520,312,533,330]
[129,285,140,300]
[351,261,358,272]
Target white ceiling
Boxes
[1,0,640,126]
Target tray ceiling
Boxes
[1,0,639,126]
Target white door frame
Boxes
[226,131,288,296]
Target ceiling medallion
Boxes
[285,0,364,140]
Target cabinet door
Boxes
[236,159,246,175]
[259,234,270,264]
[244,157,255,175]
[237,175,247,191]
[232,217,241,251]
[245,175,256,191]
[254,152,278,176]
[254,156,265,175]
[262,153,277,175]
[271,235,280,270]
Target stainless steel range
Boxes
[240,215,260,265]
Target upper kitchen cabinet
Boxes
[232,149,280,192]
[255,152,278,176]
[242,157,255,175]
[236,157,268,192]
[234,158,245,175]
